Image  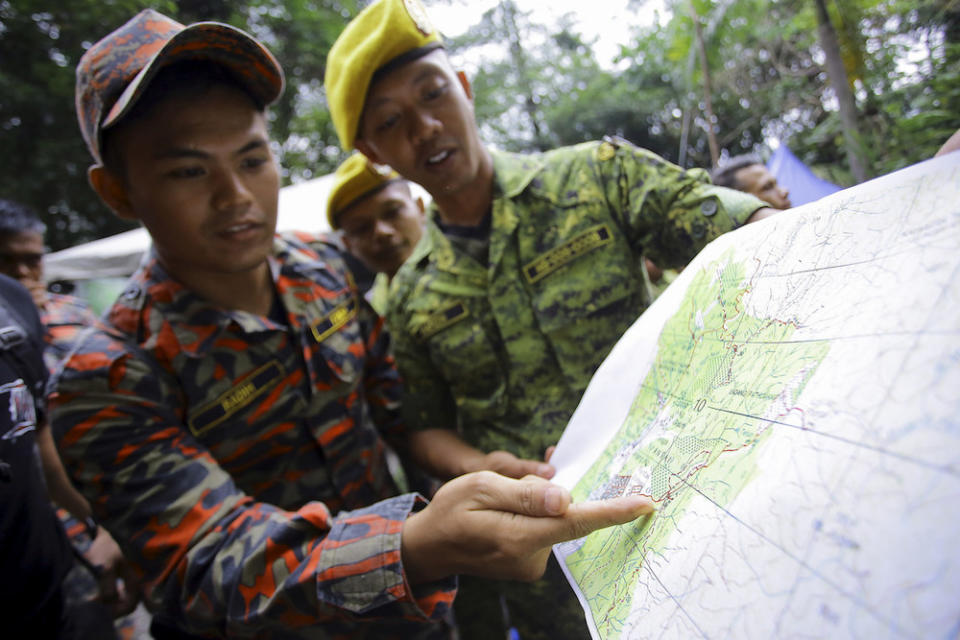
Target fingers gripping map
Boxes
[551,153,960,639]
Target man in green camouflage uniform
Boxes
[387,143,768,461]
[325,1,775,637]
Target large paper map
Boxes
[550,153,960,639]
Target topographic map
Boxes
[550,152,960,640]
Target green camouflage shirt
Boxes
[387,140,766,459]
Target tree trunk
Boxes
[689,2,720,168]
[502,1,546,150]
[813,0,869,182]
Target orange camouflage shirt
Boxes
[40,292,98,373]
[49,233,454,638]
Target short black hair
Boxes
[0,199,45,236]
[100,60,267,175]
[710,154,764,190]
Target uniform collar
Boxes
[489,149,544,268]
[491,148,545,199]
[420,214,480,276]
[418,148,545,276]
[109,235,332,358]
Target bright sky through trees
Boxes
[426,0,667,68]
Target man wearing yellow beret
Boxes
[327,153,426,314]
[326,1,778,637]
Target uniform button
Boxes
[597,142,616,161]
[700,200,718,217]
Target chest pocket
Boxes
[409,297,506,419]
[307,295,363,388]
[179,329,308,472]
[522,222,643,389]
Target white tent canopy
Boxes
[45,174,339,281]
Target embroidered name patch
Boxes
[523,224,613,284]
[310,298,357,343]
[188,361,284,437]
[415,301,469,340]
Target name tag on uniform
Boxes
[523,224,613,284]
[188,361,284,437]
[310,298,357,343]
[415,301,469,340]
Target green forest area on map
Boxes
[565,248,831,639]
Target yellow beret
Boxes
[326,153,402,229]
[325,0,442,150]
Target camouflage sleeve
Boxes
[601,140,767,269]
[49,330,454,637]
[385,271,459,434]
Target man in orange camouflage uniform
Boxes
[48,10,655,639]
[0,200,99,373]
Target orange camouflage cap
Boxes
[76,8,284,165]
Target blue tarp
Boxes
[767,145,841,207]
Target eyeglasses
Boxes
[0,252,43,271]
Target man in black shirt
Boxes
[0,273,132,638]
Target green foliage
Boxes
[241,0,360,180]
[449,1,559,151]
[454,0,957,186]
[0,0,355,250]
[545,24,691,162]
[0,0,176,250]
[2,0,958,250]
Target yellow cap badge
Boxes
[403,0,433,35]
[597,141,617,162]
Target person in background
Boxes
[0,273,138,638]
[49,9,655,639]
[326,154,437,498]
[710,154,792,210]
[0,200,98,372]
[0,199,143,637]
[324,1,776,637]
[326,153,425,314]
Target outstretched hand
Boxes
[401,471,655,585]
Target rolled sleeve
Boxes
[605,143,767,268]
[693,183,768,228]
[317,493,456,618]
